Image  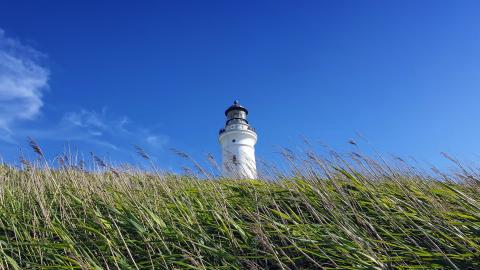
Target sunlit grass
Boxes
[0,145,478,269]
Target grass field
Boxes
[0,145,478,269]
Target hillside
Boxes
[0,156,478,269]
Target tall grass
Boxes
[0,145,478,269]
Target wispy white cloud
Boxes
[62,109,108,130]
[0,29,169,159]
[0,28,49,131]
[1,105,168,155]
[146,134,169,148]
[56,108,169,152]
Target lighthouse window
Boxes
[232,139,236,143]
[232,155,238,164]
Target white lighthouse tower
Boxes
[219,101,257,179]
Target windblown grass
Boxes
[0,148,478,269]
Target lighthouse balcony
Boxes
[219,125,256,135]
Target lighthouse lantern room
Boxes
[219,101,257,179]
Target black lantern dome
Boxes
[219,100,256,135]
[225,100,248,125]
[225,100,248,116]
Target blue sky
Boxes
[1,0,480,170]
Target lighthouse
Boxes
[219,101,258,179]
